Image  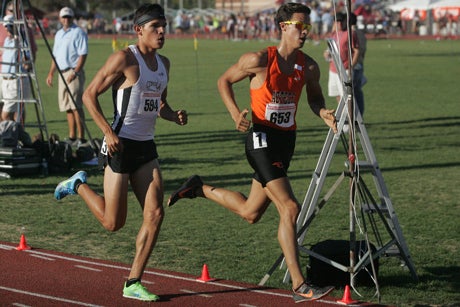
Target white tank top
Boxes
[111,45,168,141]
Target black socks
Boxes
[126,278,141,287]
[74,180,82,193]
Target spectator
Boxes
[0,2,14,118]
[41,17,49,35]
[310,4,322,44]
[1,1,37,123]
[324,12,360,103]
[0,8,10,116]
[2,15,24,121]
[46,7,88,147]
[351,13,367,116]
[174,10,183,34]
[226,14,236,40]
[321,8,333,38]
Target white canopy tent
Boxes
[428,0,460,8]
[388,0,460,11]
[388,0,460,36]
[388,0,436,11]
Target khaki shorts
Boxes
[1,77,31,113]
[58,70,85,112]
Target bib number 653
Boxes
[270,111,291,125]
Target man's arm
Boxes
[82,50,127,155]
[304,55,337,133]
[66,54,87,83]
[217,50,266,132]
[158,55,187,126]
[350,32,360,68]
[27,26,37,60]
[158,88,188,126]
[74,54,87,75]
[46,33,58,87]
[46,60,57,87]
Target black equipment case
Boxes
[307,239,379,287]
[0,147,41,176]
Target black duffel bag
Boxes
[307,239,379,287]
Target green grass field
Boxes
[1,36,459,306]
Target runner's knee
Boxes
[243,212,262,224]
[279,200,300,222]
[103,219,126,232]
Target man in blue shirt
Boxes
[46,7,88,146]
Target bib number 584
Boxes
[144,99,159,112]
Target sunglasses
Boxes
[61,15,73,19]
[282,21,312,32]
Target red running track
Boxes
[0,241,388,306]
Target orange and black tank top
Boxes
[250,46,306,131]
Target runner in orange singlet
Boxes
[168,3,337,302]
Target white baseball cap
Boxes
[59,7,74,18]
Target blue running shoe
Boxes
[54,171,87,200]
[123,281,159,301]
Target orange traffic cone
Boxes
[196,264,215,282]
[337,285,358,305]
[15,234,31,251]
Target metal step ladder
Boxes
[259,39,418,293]
[1,0,48,141]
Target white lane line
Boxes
[29,254,55,261]
[1,244,341,305]
[75,265,102,272]
[0,244,294,300]
[0,286,104,307]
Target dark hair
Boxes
[335,12,345,22]
[6,24,14,34]
[350,13,357,26]
[133,3,165,26]
[336,12,354,31]
[275,2,311,29]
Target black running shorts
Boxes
[245,124,296,187]
[99,138,158,174]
